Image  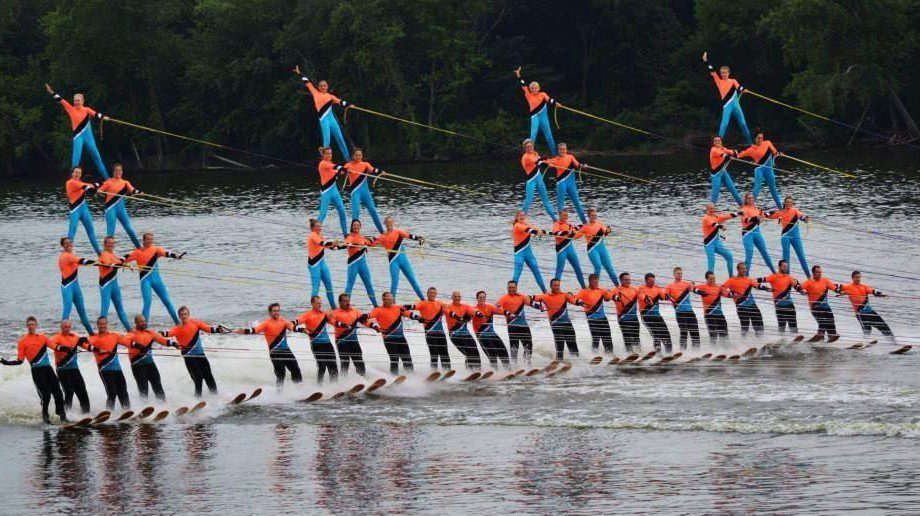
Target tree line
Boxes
[1,0,918,175]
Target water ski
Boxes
[548,360,559,368]
[545,370,557,378]
[742,347,758,357]
[229,393,247,405]
[393,375,407,385]
[331,392,346,400]
[366,378,387,392]
[152,410,169,422]
[640,351,657,362]
[502,372,518,380]
[711,354,727,362]
[621,354,639,364]
[807,334,824,343]
[302,392,323,402]
[608,357,621,365]
[481,370,495,380]
[175,407,190,417]
[189,401,207,413]
[91,413,111,425]
[425,372,442,382]
[348,384,365,394]
[462,372,482,382]
[524,368,540,377]
[589,356,603,365]
[63,417,93,429]
[890,345,912,355]
[136,407,155,420]
[827,335,841,343]
[728,354,741,360]
[441,370,457,381]
[543,362,559,373]
[514,369,526,376]
[792,335,805,343]
[115,410,135,422]
[91,410,111,424]
[558,363,572,374]
[248,388,263,401]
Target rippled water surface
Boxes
[0,149,918,513]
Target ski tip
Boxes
[792,335,805,343]
[548,359,559,367]
[442,370,457,380]
[589,356,603,365]
[742,347,758,357]
[712,354,727,361]
[190,401,207,413]
[545,371,557,378]
[700,353,712,359]
[524,368,540,377]
[303,392,323,403]
[92,410,111,423]
[502,372,517,381]
[248,387,263,400]
[93,414,111,425]
[137,407,156,419]
[607,356,620,365]
[558,363,572,373]
[331,392,346,400]
[348,383,365,394]
[116,410,135,421]
[513,369,526,376]
[393,375,407,384]
[152,410,169,422]
[671,352,684,359]
[462,372,482,382]
[891,345,913,355]
[230,393,247,405]
[481,370,495,379]
[425,372,442,383]
[175,407,190,417]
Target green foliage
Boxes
[1,0,918,175]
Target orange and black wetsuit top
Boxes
[245,317,295,352]
[317,159,344,193]
[165,319,217,356]
[496,293,538,327]
[121,329,169,365]
[85,332,123,371]
[445,303,475,336]
[722,276,762,307]
[123,246,179,280]
[518,76,555,116]
[693,284,730,316]
[49,332,87,370]
[575,287,613,319]
[702,212,738,245]
[576,221,611,253]
[738,141,778,165]
[50,90,103,136]
[534,292,576,325]
[367,305,411,339]
[612,286,639,321]
[551,220,579,252]
[740,205,766,235]
[472,303,499,334]
[704,60,744,105]
[665,280,695,313]
[2,334,53,368]
[329,308,364,341]
[799,278,839,310]
[98,177,138,209]
[839,283,882,314]
[637,285,667,317]
[344,233,376,265]
[299,75,348,118]
[520,151,545,179]
[543,154,580,181]
[406,300,447,333]
[296,309,331,344]
[59,251,94,287]
[766,207,806,236]
[97,250,123,288]
[343,160,382,192]
[757,273,799,307]
[65,178,96,211]
[307,230,343,267]
[374,229,421,262]
[513,222,541,254]
[709,146,736,172]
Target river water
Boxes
[0,149,918,513]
